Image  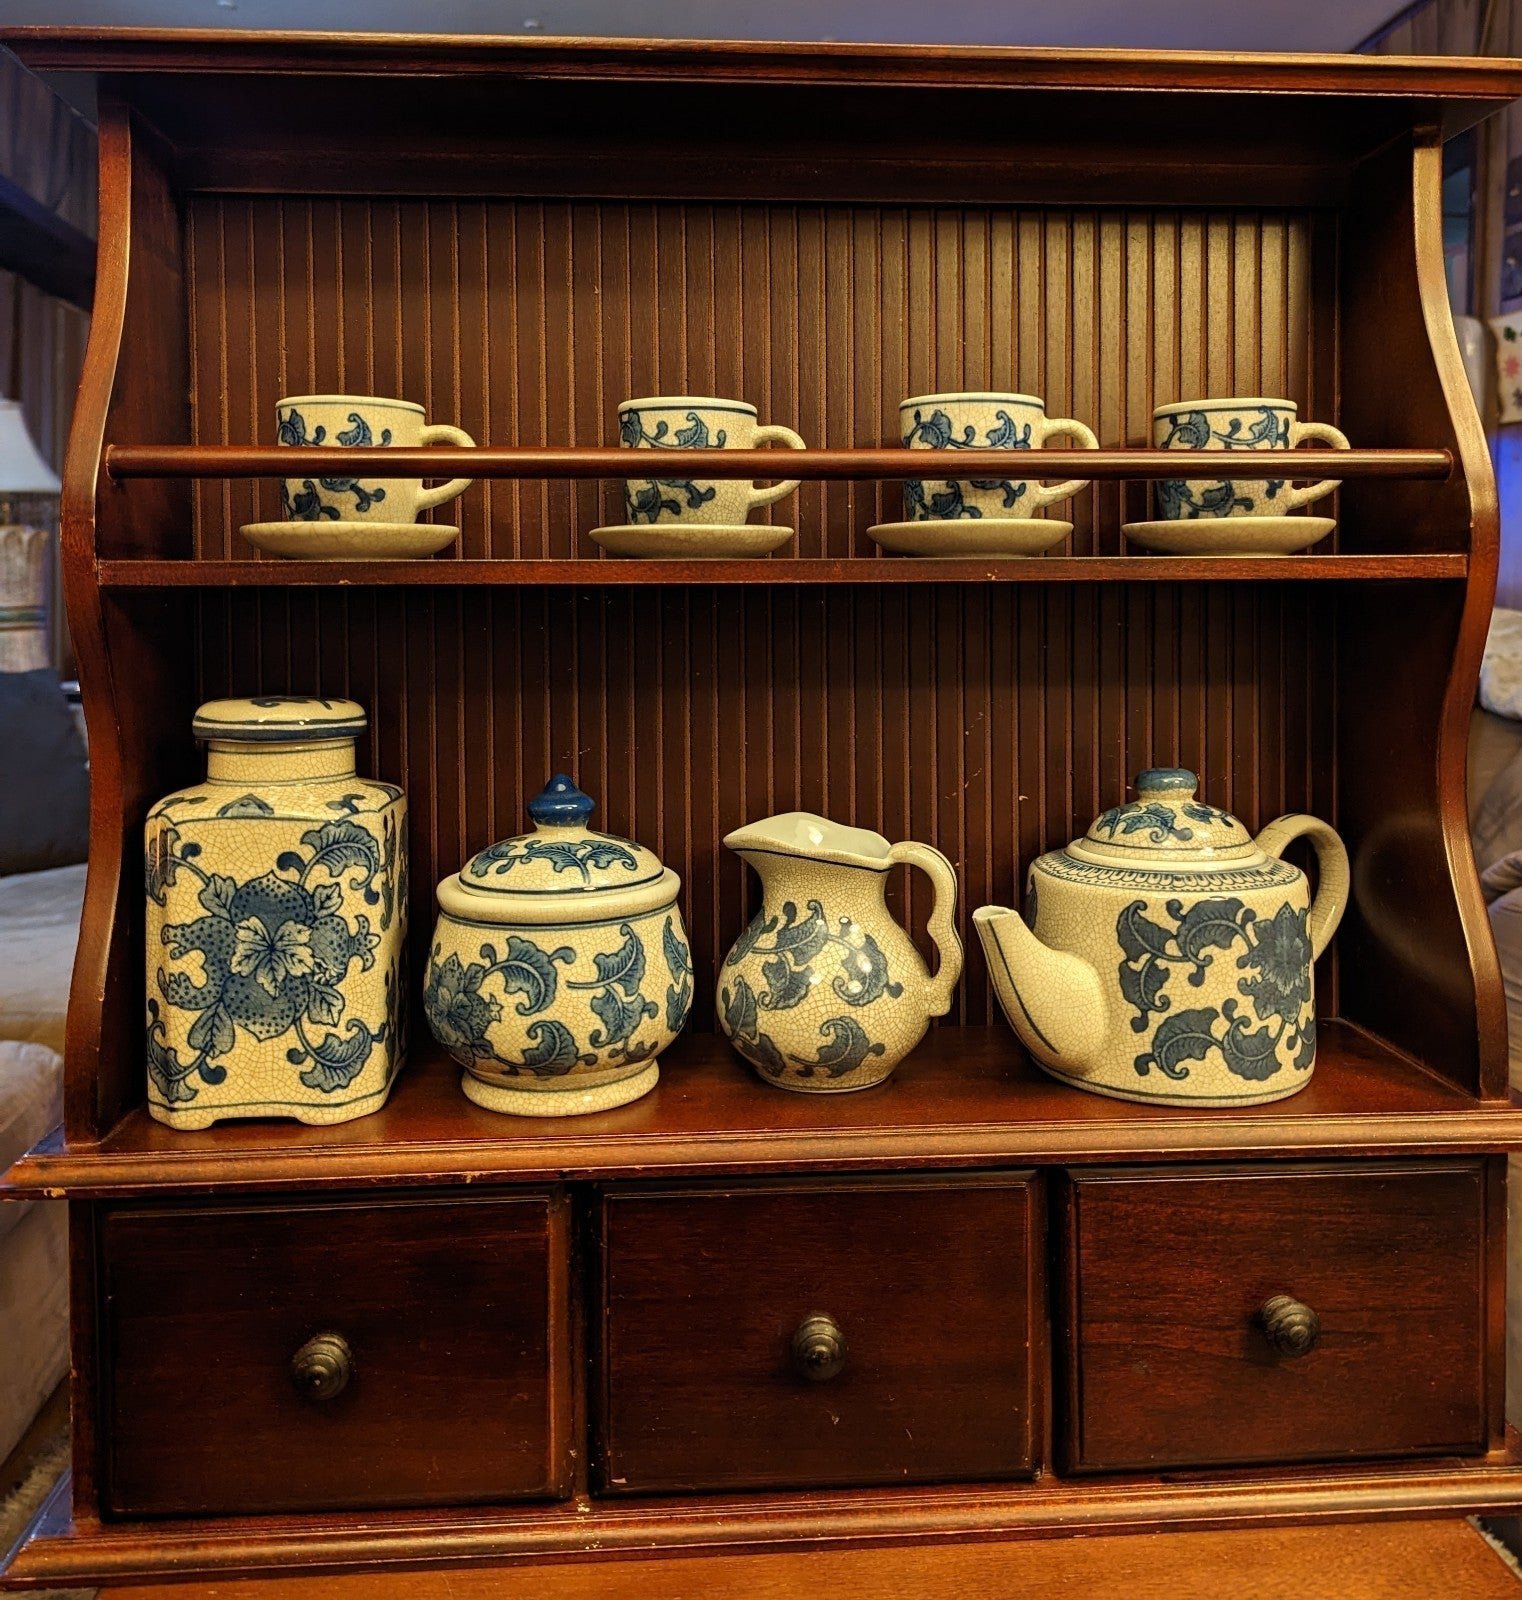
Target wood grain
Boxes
[8,1024,1522,1201]
[100,1190,571,1515]
[596,1175,1038,1492]
[90,1518,1522,1600]
[1060,1161,1492,1471]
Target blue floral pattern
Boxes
[903,405,1033,521]
[466,834,640,884]
[620,407,726,524]
[145,818,393,1103]
[278,408,394,520]
[1117,895,1315,1083]
[1156,405,1290,519]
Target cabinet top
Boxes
[6,28,1522,102]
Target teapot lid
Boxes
[1071,768,1257,866]
[442,774,678,923]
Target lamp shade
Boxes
[0,399,60,495]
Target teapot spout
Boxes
[973,904,1108,1077]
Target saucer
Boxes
[867,518,1072,559]
[1122,515,1335,557]
[241,521,460,560]
[589,523,794,558]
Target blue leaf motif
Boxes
[1216,1001,1284,1082]
[1116,900,1173,961]
[663,916,692,979]
[722,976,759,1040]
[760,953,812,1011]
[768,900,830,965]
[1133,1007,1218,1080]
[674,412,712,447]
[494,935,575,1016]
[297,1018,384,1092]
[515,1018,589,1078]
[589,984,658,1049]
[581,923,646,997]
[831,929,903,1007]
[216,794,274,818]
[1171,897,1250,975]
[299,820,382,886]
[198,873,238,920]
[788,1015,886,1080]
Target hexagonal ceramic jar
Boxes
[143,697,408,1129]
[425,775,692,1116]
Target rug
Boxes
[0,1421,92,1600]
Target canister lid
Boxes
[192,696,367,743]
[441,775,678,924]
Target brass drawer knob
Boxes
[290,1331,353,1400]
[791,1312,848,1382]
[1259,1294,1320,1357]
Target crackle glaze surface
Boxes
[144,697,408,1129]
[976,769,1347,1108]
[425,775,691,1115]
[718,814,961,1092]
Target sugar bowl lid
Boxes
[192,696,367,743]
[1068,768,1258,867]
[438,775,679,925]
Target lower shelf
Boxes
[8,1455,1522,1589]
[7,1022,1522,1198]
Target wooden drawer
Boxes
[596,1174,1039,1493]
[1059,1161,1493,1473]
[101,1191,572,1516]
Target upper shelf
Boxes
[106,446,1454,482]
[10,34,1522,206]
[6,1023,1522,1200]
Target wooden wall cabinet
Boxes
[4,27,1522,1590]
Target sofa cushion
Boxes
[0,667,89,875]
[0,1201,67,1467]
[0,1040,62,1245]
[0,862,84,1056]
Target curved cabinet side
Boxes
[1336,131,1505,1096]
[61,99,196,1140]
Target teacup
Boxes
[276,395,475,523]
[1153,397,1349,519]
[899,392,1098,521]
[617,397,805,525]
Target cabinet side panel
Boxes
[1336,135,1502,1094]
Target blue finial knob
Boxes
[1136,767,1198,797]
[527,774,596,827]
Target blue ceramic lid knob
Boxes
[527,774,596,827]
[1135,767,1198,798]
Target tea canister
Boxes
[425,775,692,1116]
[144,697,408,1129]
[973,768,1348,1107]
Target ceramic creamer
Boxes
[974,768,1348,1107]
[718,813,962,1091]
[144,697,408,1128]
[425,776,691,1116]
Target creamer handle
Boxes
[1252,814,1349,960]
[745,424,807,510]
[888,840,964,1017]
[1284,419,1350,512]
[416,424,477,510]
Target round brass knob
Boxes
[290,1331,353,1400]
[1259,1294,1320,1357]
[791,1313,848,1382]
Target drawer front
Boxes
[597,1175,1039,1493]
[1061,1161,1491,1472]
[102,1191,571,1516]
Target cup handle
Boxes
[745,424,807,511]
[416,424,477,511]
[1252,813,1349,960]
[886,839,964,1018]
[1033,416,1099,509]
[1284,419,1350,511]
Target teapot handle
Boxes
[887,840,964,1017]
[1252,814,1350,960]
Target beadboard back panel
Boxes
[178,194,1342,1027]
[185,198,1334,561]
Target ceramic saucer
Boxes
[241,520,460,560]
[867,518,1072,558]
[588,523,794,558]
[1122,515,1335,557]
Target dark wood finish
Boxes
[100,1190,572,1515]
[0,170,94,309]
[8,1025,1522,1202]
[1336,132,1508,1099]
[104,445,1451,480]
[88,1519,1522,1600]
[1059,1161,1493,1473]
[596,1175,1038,1492]
[93,557,1473,587]
[10,1453,1522,1589]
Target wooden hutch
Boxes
[5,28,1522,1589]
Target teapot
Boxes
[973,768,1347,1106]
[718,812,962,1091]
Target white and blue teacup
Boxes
[617,396,806,525]
[899,392,1098,522]
[276,394,475,523]
[1153,397,1349,520]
